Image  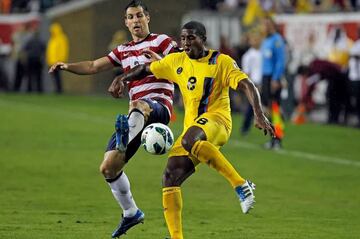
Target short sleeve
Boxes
[221,55,248,90]
[107,46,122,67]
[156,34,176,55]
[149,54,177,83]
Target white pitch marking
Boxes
[229,140,360,168]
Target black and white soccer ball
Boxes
[141,123,174,155]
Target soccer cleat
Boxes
[111,209,145,238]
[272,138,282,150]
[264,138,282,150]
[263,140,273,149]
[235,180,256,214]
[115,114,129,152]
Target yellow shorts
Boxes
[168,112,231,166]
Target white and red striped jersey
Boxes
[107,33,176,116]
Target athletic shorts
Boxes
[168,112,231,166]
[105,99,170,162]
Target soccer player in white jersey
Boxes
[48,1,176,237]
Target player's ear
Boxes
[146,14,150,24]
[124,17,129,28]
[202,36,207,43]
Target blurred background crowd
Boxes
[200,0,360,12]
[0,0,359,130]
[0,0,71,13]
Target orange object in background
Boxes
[0,0,11,14]
[271,102,284,139]
[292,103,307,125]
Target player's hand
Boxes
[48,62,68,73]
[108,76,125,98]
[116,80,125,97]
[141,48,162,62]
[254,113,275,137]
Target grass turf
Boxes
[0,93,359,239]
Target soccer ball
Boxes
[141,123,174,155]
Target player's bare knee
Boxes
[129,100,152,121]
[100,151,125,179]
[181,136,197,153]
[182,126,206,153]
[100,162,116,179]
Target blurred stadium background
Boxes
[0,0,360,238]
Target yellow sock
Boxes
[191,140,245,188]
[163,187,183,239]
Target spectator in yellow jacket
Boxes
[46,23,69,93]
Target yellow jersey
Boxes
[150,49,248,131]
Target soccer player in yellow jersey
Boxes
[109,21,274,239]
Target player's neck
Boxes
[193,48,209,59]
[267,30,276,37]
[132,32,150,43]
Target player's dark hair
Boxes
[125,0,149,15]
[182,21,207,42]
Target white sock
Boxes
[108,172,138,217]
[128,110,145,142]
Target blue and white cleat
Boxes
[111,209,145,238]
[115,114,129,152]
[235,180,256,214]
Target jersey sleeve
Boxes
[221,55,248,90]
[149,54,177,83]
[157,34,176,56]
[107,46,122,67]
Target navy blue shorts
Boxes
[105,99,170,162]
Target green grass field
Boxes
[1,93,359,239]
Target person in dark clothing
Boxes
[24,31,45,92]
[12,24,32,92]
[298,59,348,124]
[199,0,223,10]
[348,28,360,127]
[0,38,9,91]
[11,0,29,13]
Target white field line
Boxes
[229,140,360,168]
[1,98,359,168]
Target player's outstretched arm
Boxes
[108,63,152,98]
[48,62,68,73]
[48,57,113,75]
[238,78,275,137]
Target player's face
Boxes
[261,18,275,36]
[125,6,150,40]
[180,29,204,59]
[249,34,261,49]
